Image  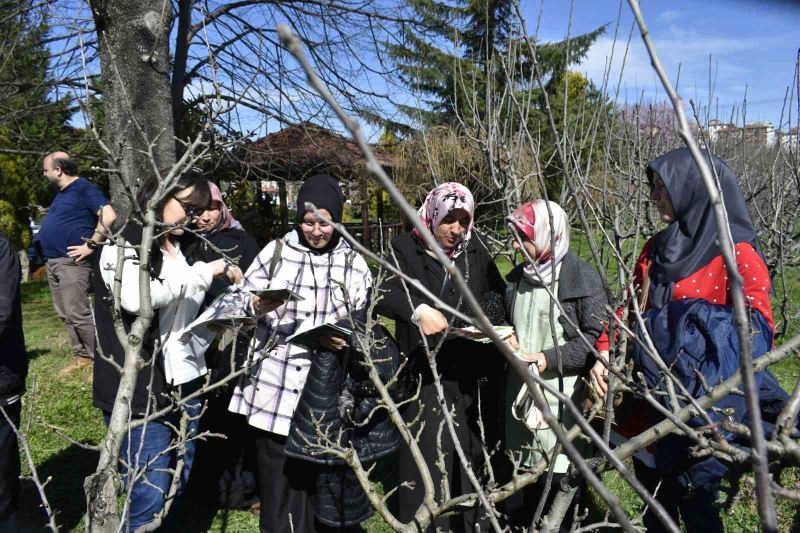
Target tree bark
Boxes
[85,2,177,531]
[171,0,193,137]
[90,0,177,221]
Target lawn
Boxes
[17,281,395,532]
[16,278,800,531]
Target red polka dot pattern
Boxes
[634,240,774,332]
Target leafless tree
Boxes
[271,1,800,530]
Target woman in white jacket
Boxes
[92,172,242,531]
[229,174,372,533]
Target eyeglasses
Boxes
[174,197,204,219]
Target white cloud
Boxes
[575,28,789,111]
[657,10,681,24]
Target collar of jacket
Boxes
[412,233,480,259]
[413,233,479,287]
[506,251,595,300]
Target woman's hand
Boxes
[506,333,520,350]
[252,295,283,315]
[319,335,348,352]
[209,259,243,284]
[417,306,449,336]
[519,352,547,372]
[589,351,610,397]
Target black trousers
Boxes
[633,459,724,533]
[189,392,258,509]
[0,401,21,530]
[396,380,493,532]
[255,431,317,533]
[255,431,360,533]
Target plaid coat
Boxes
[229,231,372,435]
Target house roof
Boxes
[236,122,395,181]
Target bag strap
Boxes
[639,260,652,311]
[268,239,283,280]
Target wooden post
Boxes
[376,187,385,249]
[360,175,371,250]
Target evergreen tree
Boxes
[0,1,70,249]
[388,0,605,130]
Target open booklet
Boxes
[451,325,514,343]
[249,288,304,303]
[286,323,353,352]
[181,286,255,335]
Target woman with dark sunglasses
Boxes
[91,171,243,531]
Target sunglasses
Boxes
[174,197,204,220]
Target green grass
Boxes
[17,281,395,532]
[16,282,261,532]
[17,271,800,532]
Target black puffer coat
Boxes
[0,234,27,403]
[284,319,406,527]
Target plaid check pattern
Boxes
[229,231,372,435]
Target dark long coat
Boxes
[374,231,506,530]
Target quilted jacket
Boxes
[284,317,406,526]
[630,298,789,491]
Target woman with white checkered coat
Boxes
[228,175,372,532]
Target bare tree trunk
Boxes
[84,2,177,531]
[90,0,177,220]
[278,180,289,233]
[171,0,193,137]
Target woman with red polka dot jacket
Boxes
[624,148,789,533]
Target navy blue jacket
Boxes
[631,299,789,490]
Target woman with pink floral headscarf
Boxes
[376,182,507,531]
[502,199,609,531]
[182,181,261,511]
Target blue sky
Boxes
[53,0,799,137]
[524,0,800,130]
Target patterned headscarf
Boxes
[412,182,475,258]
[507,200,570,285]
[204,181,243,235]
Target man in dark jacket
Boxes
[0,233,28,532]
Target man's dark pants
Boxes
[45,257,94,359]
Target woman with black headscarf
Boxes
[228,174,372,532]
[624,148,779,532]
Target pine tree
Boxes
[388,0,606,130]
[0,1,70,250]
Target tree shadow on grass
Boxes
[25,349,51,361]
[15,443,224,533]
[18,443,98,532]
[15,440,402,532]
